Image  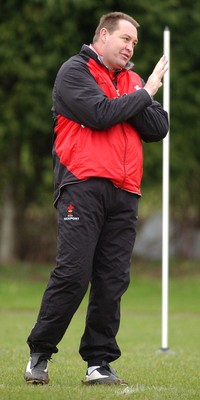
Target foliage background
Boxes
[0,0,200,261]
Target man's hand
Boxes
[144,55,168,97]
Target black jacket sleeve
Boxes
[53,55,152,131]
[127,100,169,142]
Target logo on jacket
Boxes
[64,204,80,221]
[134,85,141,91]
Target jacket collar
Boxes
[80,44,134,72]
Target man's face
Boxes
[101,20,138,71]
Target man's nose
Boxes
[125,43,133,53]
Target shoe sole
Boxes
[82,378,128,386]
[25,378,49,385]
[25,375,49,385]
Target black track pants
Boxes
[27,178,139,363]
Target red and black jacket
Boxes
[52,45,168,205]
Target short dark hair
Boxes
[93,11,140,43]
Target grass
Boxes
[0,259,200,399]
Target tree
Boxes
[0,0,87,260]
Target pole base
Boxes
[156,347,175,354]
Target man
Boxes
[24,11,168,386]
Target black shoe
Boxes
[24,353,50,384]
[82,362,128,386]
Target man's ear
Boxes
[100,27,108,43]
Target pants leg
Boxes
[79,185,139,364]
[27,179,106,354]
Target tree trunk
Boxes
[0,183,16,262]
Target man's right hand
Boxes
[144,55,168,97]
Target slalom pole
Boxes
[161,27,170,351]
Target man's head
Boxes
[93,12,139,71]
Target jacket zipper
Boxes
[111,74,127,187]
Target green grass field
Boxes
[0,260,200,400]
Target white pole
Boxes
[161,27,170,351]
